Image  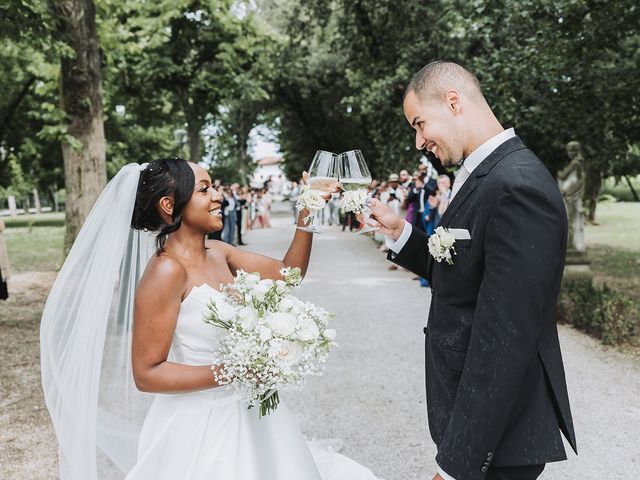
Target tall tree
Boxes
[51,0,107,252]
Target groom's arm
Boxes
[435,183,566,480]
[386,221,430,279]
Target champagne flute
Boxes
[338,150,379,234]
[297,150,339,234]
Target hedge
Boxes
[557,279,639,345]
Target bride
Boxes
[40,158,380,480]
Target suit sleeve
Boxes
[435,184,566,480]
[386,224,430,279]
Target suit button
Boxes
[487,452,493,460]
[481,466,488,473]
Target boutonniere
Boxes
[428,226,457,265]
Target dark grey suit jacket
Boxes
[389,137,577,480]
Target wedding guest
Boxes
[428,175,452,227]
[262,189,273,228]
[236,185,249,246]
[222,187,237,245]
[0,219,10,300]
[399,169,412,188]
[325,193,341,226]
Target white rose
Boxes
[323,328,337,341]
[275,280,288,295]
[267,312,298,337]
[252,280,273,302]
[216,301,236,323]
[258,326,272,341]
[275,340,304,366]
[245,273,260,289]
[278,296,296,313]
[238,306,258,331]
[297,317,320,341]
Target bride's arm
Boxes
[132,257,222,393]
[211,208,314,280]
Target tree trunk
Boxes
[8,196,17,217]
[187,123,200,163]
[624,175,640,202]
[33,188,42,213]
[52,0,107,253]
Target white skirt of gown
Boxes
[125,388,380,480]
[125,284,380,480]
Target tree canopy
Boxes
[1,0,638,213]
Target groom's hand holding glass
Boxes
[361,198,406,240]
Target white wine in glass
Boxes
[340,178,372,192]
[298,150,339,234]
[308,176,340,193]
[338,150,378,234]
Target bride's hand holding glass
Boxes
[296,151,340,234]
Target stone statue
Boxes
[557,141,586,252]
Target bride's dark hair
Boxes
[132,157,195,253]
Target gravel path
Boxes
[248,204,640,480]
[1,203,638,479]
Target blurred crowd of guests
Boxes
[206,181,274,246]
[368,160,452,287]
[211,160,453,288]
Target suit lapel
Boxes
[427,136,527,282]
[439,136,528,229]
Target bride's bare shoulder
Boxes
[137,253,187,298]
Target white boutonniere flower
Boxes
[428,226,457,265]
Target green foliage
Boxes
[3,214,65,228]
[264,0,639,181]
[559,279,639,345]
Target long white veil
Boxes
[40,163,156,479]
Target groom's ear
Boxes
[445,89,461,115]
[158,196,175,218]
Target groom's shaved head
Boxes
[405,61,484,104]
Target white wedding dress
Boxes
[125,284,380,480]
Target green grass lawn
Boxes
[3,224,64,273]
[585,202,640,299]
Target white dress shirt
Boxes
[389,127,516,480]
[390,128,516,256]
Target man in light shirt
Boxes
[367,61,576,480]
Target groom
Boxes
[368,61,576,480]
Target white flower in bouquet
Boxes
[238,306,258,331]
[203,267,336,417]
[271,340,304,366]
[324,329,337,341]
[340,189,368,213]
[267,312,298,337]
[297,316,320,342]
[277,296,296,313]
[258,325,273,341]
[252,280,273,302]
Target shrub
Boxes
[3,217,65,228]
[558,279,639,345]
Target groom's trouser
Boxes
[486,464,545,480]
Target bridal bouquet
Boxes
[203,267,336,417]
